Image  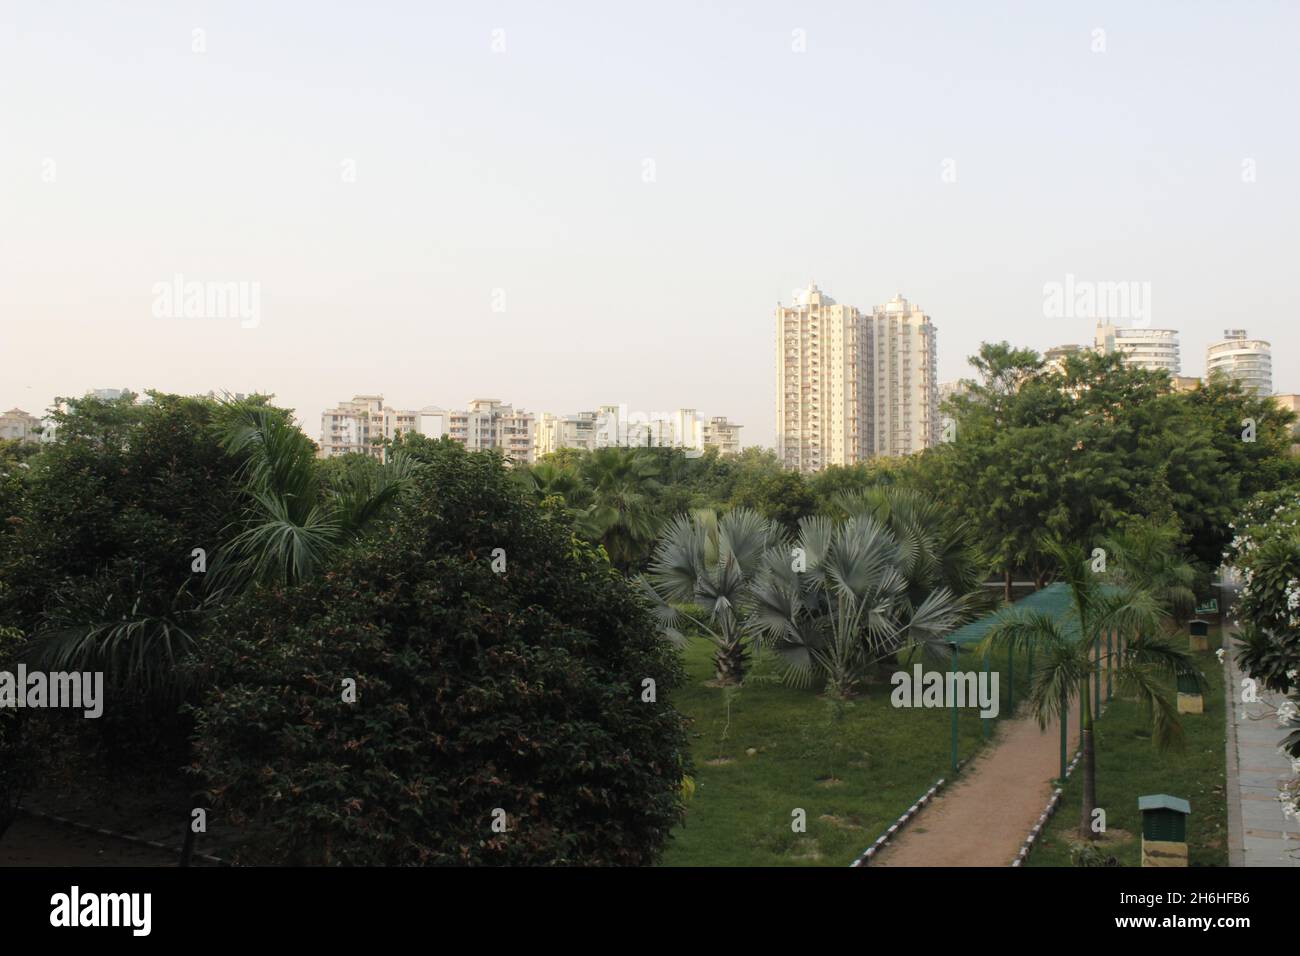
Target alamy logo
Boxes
[0,665,103,718]
[890,664,999,718]
[151,273,261,328]
[50,886,151,936]
[1042,273,1151,327]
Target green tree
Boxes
[979,539,1203,840]
[641,507,783,685]
[748,512,972,698]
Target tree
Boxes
[576,447,663,570]
[748,512,972,698]
[641,508,784,685]
[979,539,1203,840]
[208,403,419,594]
[190,436,691,865]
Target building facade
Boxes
[1207,329,1272,395]
[1093,323,1181,374]
[864,294,939,457]
[776,283,866,472]
[776,284,938,472]
[701,416,743,456]
[320,396,534,463]
[0,408,42,444]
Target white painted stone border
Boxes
[850,760,965,867]
[18,806,229,866]
[1011,746,1082,866]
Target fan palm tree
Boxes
[977,537,1205,840]
[834,486,991,619]
[640,507,783,685]
[747,513,972,698]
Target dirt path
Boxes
[872,709,1084,867]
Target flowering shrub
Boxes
[1225,485,1300,823]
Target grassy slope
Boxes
[1025,638,1228,867]
[660,639,1024,866]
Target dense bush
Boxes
[190,437,691,865]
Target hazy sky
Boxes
[3,1,1297,447]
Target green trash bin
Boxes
[1139,794,1190,867]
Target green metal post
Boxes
[1106,630,1113,701]
[1008,646,1014,713]
[1094,635,1101,714]
[1059,684,1067,781]
[982,652,990,740]
[950,642,959,775]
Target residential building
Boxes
[534,411,600,458]
[1043,343,1084,373]
[775,283,867,472]
[448,399,535,463]
[1274,394,1300,455]
[776,284,939,471]
[1093,323,1181,374]
[864,294,939,457]
[701,416,743,456]
[1207,329,1272,395]
[320,395,387,458]
[0,408,42,444]
[1171,375,1202,393]
[536,404,738,457]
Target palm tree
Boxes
[578,448,662,570]
[208,404,419,594]
[977,538,1204,840]
[641,508,783,685]
[1100,518,1197,633]
[747,513,971,698]
[834,486,991,621]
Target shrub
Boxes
[190,437,691,865]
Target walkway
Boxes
[1225,632,1300,866]
[872,706,1082,866]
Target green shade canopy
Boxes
[946,582,1080,647]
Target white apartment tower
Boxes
[1207,329,1272,395]
[865,294,939,456]
[776,284,938,472]
[776,283,866,472]
[1093,323,1181,375]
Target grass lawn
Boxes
[659,638,1028,866]
[1025,632,1229,867]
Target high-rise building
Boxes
[776,284,939,471]
[322,396,536,463]
[1093,323,1181,374]
[1207,329,1272,395]
[865,294,939,457]
[775,283,866,472]
[0,408,42,444]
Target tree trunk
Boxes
[713,640,747,686]
[1003,567,1013,603]
[1079,678,1097,840]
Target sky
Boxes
[2,1,1297,448]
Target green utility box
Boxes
[1188,619,1210,653]
[1176,670,1204,714]
[1139,794,1190,867]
